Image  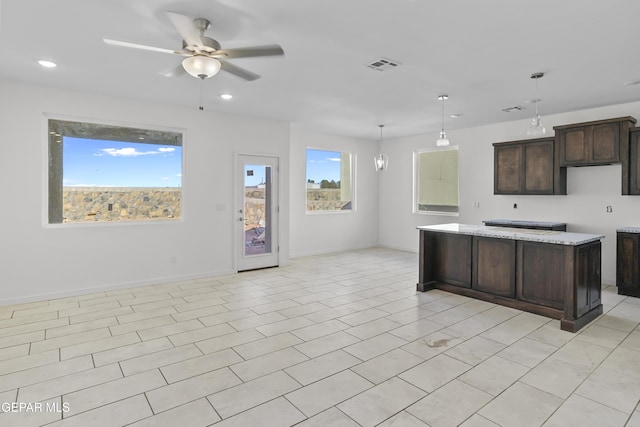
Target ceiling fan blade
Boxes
[215,44,284,59]
[219,60,260,81]
[103,38,185,55]
[166,12,204,48]
[161,65,186,78]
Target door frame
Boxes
[235,153,280,271]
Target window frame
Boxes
[413,146,460,216]
[45,116,185,227]
[304,147,355,214]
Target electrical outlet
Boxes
[473,202,480,208]
[606,205,613,213]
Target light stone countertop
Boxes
[617,227,640,233]
[417,223,604,246]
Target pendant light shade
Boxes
[526,72,546,137]
[374,153,389,172]
[374,125,389,172]
[182,55,221,79]
[436,95,450,147]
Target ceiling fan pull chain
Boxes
[198,78,205,111]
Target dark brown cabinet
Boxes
[517,241,565,310]
[629,128,640,195]
[573,241,602,318]
[417,227,603,332]
[554,118,636,194]
[473,237,515,298]
[493,137,566,195]
[617,231,640,296]
[419,231,471,289]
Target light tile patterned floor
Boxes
[0,248,639,426]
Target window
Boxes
[48,119,183,224]
[414,147,459,214]
[305,148,352,212]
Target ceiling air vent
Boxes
[366,57,401,71]
[501,105,526,113]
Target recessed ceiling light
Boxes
[450,114,463,119]
[220,93,233,100]
[624,79,640,86]
[38,60,57,68]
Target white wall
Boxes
[289,128,380,257]
[0,80,290,305]
[3,78,639,304]
[379,101,640,284]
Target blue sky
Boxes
[63,139,340,188]
[63,137,182,187]
[306,149,342,183]
[244,165,270,187]
[243,149,342,187]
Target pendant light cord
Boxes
[441,98,445,134]
[534,76,539,117]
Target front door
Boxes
[237,155,279,271]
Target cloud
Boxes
[327,157,341,162]
[98,147,175,157]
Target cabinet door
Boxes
[523,141,554,194]
[588,242,602,310]
[592,123,619,163]
[517,241,565,309]
[494,145,522,194]
[630,131,640,194]
[473,237,515,297]
[617,233,639,289]
[575,242,602,317]
[561,128,589,165]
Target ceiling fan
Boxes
[103,12,284,81]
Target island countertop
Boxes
[417,223,603,246]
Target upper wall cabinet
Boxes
[493,137,566,195]
[554,117,636,167]
[630,127,640,195]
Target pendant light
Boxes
[526,72,546,137]
[436,95,450,147]
[374,125,389,172]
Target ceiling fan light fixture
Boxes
[182,55,221,79]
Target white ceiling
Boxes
[2,0,640,140]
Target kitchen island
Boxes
[417,223,604,332]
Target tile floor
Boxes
[0,248,639,426]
